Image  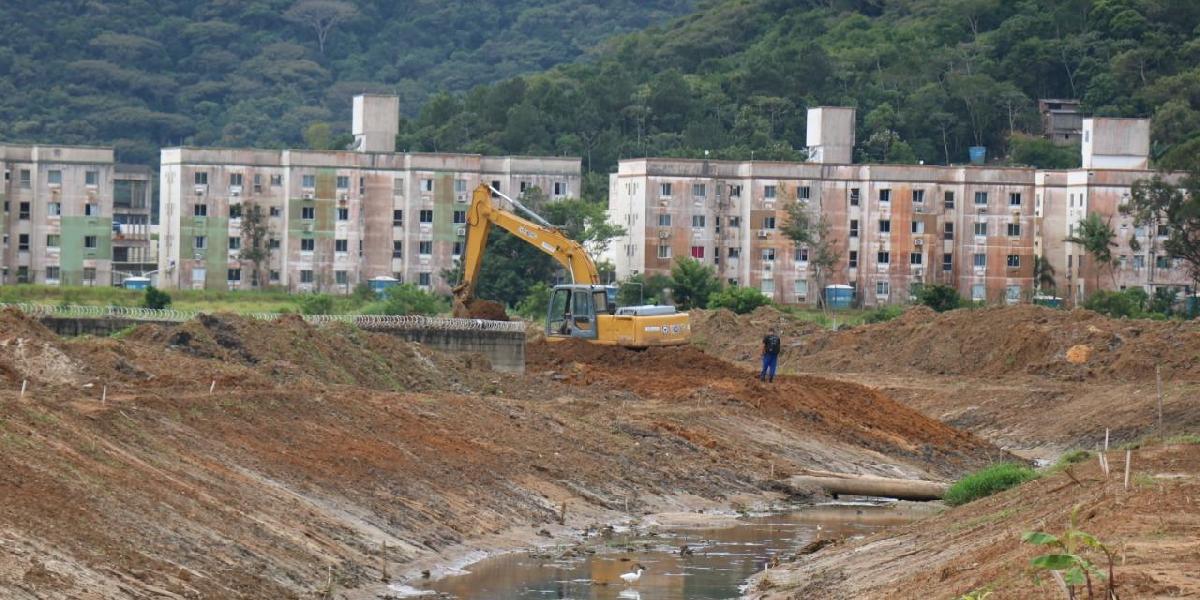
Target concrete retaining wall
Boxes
[37,317,526,373]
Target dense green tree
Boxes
[708,286,770,314]
[669,258,722,310]
[1065,213,1119,296]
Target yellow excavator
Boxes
[452,184,690,347]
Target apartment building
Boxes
[1,144,154,286]
[610,109,1190,307]
[159,95,581,293]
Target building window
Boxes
[86,170,99,186]
[798,186,811,200]
[301,174,315,188]
[657,213,671,227]
[1155,255,1170,269]
[912,189,925,204]
[453,210,466,224]
[393,210,404,226]
[454,179,467,193]
[194,204,208,217]
[300,270,314,284]
[685,183,704,199]
[762,248,776,262]
[1157,224,1169,237]
[877,251,890,264]
[1007,285,1021,301]
[335,239,348,253]
[336,175,349,189]
[942,253,952,271]
[228,269,241,282]
[195,172,208,185]
[848,251,858,269]
[269,238,280,249]
[728,247,740,258]
[20,169,31,188]
[270,175,282,186]
[944,191,955,209]
[47,202,61,216]
[794,279,808,298]
[45,169,61,186]
[691,214,706,228]
[85,203,100,216]
[553,181,567,196]
[972,284,985,301]
[83,267,96,284]
[419,209,433,224]
[194,236,206,250]
[690,245,705,259]
[973,253,986,268]
[270,206,281,217]
[419,241,432,255]
[18,202,30,219]
[656,245,671,259]
[1133,255,1145,269]
[910,252,923,265]
[337,207,349,221]
[229,237,241,250]
[911,220,924,234]
[1007,254,1020,268]
[301,206,315,220]
[764,185,777,199]
[46,266,60,282]
[974,222,987,236]
[1007,223,1021,237]
[879,219,891,233]
[418,272,432,286]
[1009,193,1022,206]
[850,219,859,238]
[795,247,809,263]
[46,234,60,248]
[392,241,403,258]
[879,189,891,203]
[974,191,988,205]
[660,183,673,197]
[761,279,775,295]
[421,179,433,192]
[300,238,314,252]
[84,235,98,249]
[850,188,860,206]
[18,234,29,251]
[876,281,890,297]
[943,222,954,240]
[763,216,776,229]
[230,173,243,187]
[392,177,404,194]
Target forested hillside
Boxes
[0,0,692,162]
[399,0,1200,190]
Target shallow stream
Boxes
[417,504,916,600]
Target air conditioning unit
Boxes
[338,192,348,201]
[456,194,467,203]
[757,230,769,238]
[914,238,924,246]
[455,227,466,236]
[194,185,206,195]
[914,268,924,277]
[977,206,987,213]
[657,229,670,239]
[658,200,669,207]
[302,192,314,200]
[302,222,313,232]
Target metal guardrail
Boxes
[0,303,525,334]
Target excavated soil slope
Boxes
[691,306,1200,454]
[750,441,1200,599]
[0,309,1002,599]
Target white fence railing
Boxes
[0,303,525,334]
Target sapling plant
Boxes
[1022,506,1118,599]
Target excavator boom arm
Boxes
[453,184,600,304]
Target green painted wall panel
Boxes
[60,216,112,285]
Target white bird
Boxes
[619,563,647,585]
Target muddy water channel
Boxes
[422,504,917,600]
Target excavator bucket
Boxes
[453,297,509,321]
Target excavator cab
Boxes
[547,285,614,340]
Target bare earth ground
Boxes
[0,309,1000,599]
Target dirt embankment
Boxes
[748,441,1200,599]
[0,309,1001,599]
[692,306,1200,456]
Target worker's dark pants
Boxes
[760,353,778,381]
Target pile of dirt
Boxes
[750,440,1200,599]
[690,305,822,361]
[529,339,1006,477]
[454,298,510,321]
[693,305,1200,383]
[0,308,83,386]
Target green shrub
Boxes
[515,282,552,319]
[366,284,447,316]
[944,463,1037,506]
[862,305,904,323]
[1048,449,1091,472]
[142,286,172,310]
[297,293,335,315]
[915,283,963,313]
[707,286,770,314]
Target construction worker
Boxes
[760,327,781,382]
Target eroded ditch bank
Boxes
[0,310,1005,599]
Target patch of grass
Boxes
[862,305,904,324]
[944,463,1038,507]
[1163,433,1200,445]
[1046,449,1091,473]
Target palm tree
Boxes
[1033,255,1056,296]
[1064,213,1118,297]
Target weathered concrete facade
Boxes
[611,111,1190,307]
[1,144,153,286]
[159,96,581,293]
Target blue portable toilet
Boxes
[824,284,854,309]
[969,146,987,165]
[122,276,151,291]
[368,276,400,297]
